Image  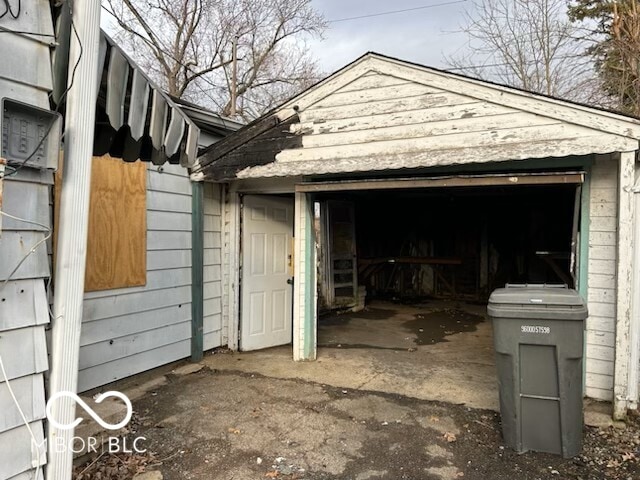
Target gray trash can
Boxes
[488,284,588,458]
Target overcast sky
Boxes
[100,0,474,77]
[308,0,472,75]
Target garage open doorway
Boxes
[312,175,582,408]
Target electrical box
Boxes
[1,97,61,171]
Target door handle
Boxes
[287,278,294,285]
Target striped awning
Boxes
[52,10,199,166]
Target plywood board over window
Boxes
[55,155,147,291]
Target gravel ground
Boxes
[74,368,640,480]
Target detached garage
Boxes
[194,53,640,417]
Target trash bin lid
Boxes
[488,284,588,320]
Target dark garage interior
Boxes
[314,181,580,409]
[355,184,578,302]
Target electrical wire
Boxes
[445,53,592,72]
[0,354,43,480]
[0,211,53,292]
[0,6,80,479]
[328,0,468,24]
[0,210,51,231]
[0,25,56,37]
[0,8,83,180]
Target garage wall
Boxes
[203,183,223,349]
[585,153,618,401]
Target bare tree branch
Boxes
[105,0,326,119]
[444,0,600,104]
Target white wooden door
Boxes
[241,195,294,351]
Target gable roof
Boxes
[197,52,640,181]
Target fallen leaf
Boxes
[443,432,457,443]
[265,471,279,478]
[228,427,241,434]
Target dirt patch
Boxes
[74,368,640,480]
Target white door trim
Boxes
[293,192,318,361]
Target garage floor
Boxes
[210,300,499,410]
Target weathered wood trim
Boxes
[286,54,640,139]
[627,160,640,407]
[296,172,584,193]
[613,151,637,418]
[281,124,629,163]
[313,82,442,108]
[292,102,513,135]
[241,136,635,178]
[333,74,413,93]
[298,114,562,149]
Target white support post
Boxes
[627,157,640,409]
[47,1,101,477]
[293,192,305,361]
[613,151,637,420]
[293,192,317,361]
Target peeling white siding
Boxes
[241,68,638,178]
[585,154,619,400]
[78,165,194,391]
[221,184,240,349]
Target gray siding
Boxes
[203,183,223,349]
[585,154,618,400]
[78,165,224,391]
[78,164,193,391]
[0,2,54,478]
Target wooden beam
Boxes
[359,257,463,266]
[296,172,584,193]
[199,115,280,167]
[613,151,636,419]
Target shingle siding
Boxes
[0,2,54,477]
